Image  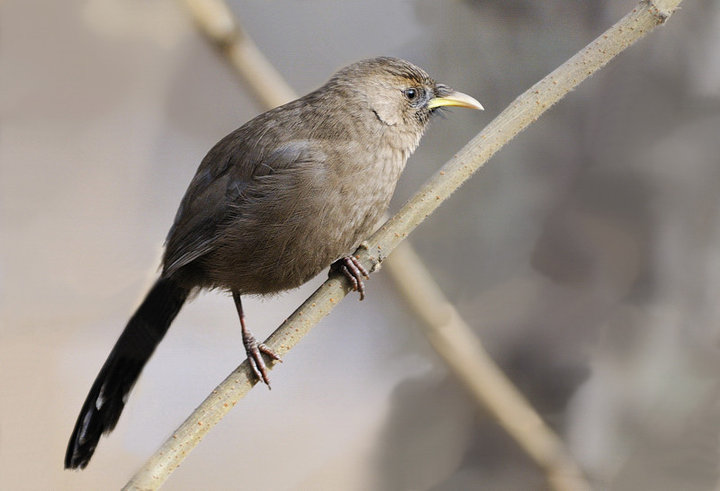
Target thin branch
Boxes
[182,0,295,108]
[385,242,589,491]
[125,1,682,488]
[183,2,592,488]
[179,3,592,488]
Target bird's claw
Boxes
[243,334,281,387]
[339,255,370,301]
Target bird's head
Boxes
[327,57,483,135]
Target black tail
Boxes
[65,277,189,469]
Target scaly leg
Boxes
[232,292,280,387]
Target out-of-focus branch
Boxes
[385,242,588,490]
[125,0,682,489]
[182,0,295,108]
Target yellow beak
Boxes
[428,90,484,111]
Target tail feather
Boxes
[65,277,189,469]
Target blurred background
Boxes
[2,0,720,489]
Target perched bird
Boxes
[65,56,483,469]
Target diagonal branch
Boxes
[177,3,593,489]
[124,1,683,489]
[179,3,592,489]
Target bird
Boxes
[65,56,483,470]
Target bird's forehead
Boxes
[382,73,431,88]
[335,57,435,88]
[373,63,433,87]
[359,69,435,94]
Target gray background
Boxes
[2,0,720,489]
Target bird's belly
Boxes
[205,184,392,295]
[257,190,389,293]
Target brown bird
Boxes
[65,56,483,469]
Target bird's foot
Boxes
[234,292,281,387]
[242,329,281,387]
[334,255,370,301]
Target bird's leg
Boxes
[332,255,370,301]
[232,292,280,387]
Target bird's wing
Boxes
[162,127,247,277]
[162,116,323,277]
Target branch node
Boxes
[645,0,675,23]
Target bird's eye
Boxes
[404,88,418,101]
